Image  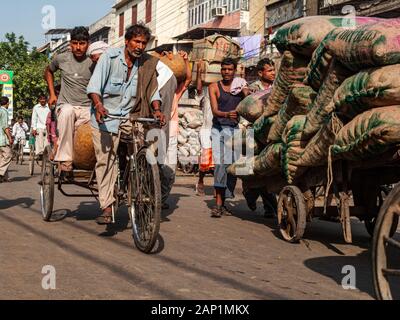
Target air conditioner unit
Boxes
[211,7,226,17]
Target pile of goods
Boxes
[230,16,400,186]
[177,107,203,162]
[191,34,245,84]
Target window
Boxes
[132,5,138,25]
[119,12,124,38]
[146,0,152,23]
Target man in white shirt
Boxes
[31,95,50,156]
[12,116,29,147]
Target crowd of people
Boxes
[0,22,279,220]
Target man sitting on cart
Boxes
[87,23,166,225]
[44,26,95,173]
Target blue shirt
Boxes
[87,47,161,134]
[0,107,9,147]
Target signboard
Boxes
[0,70,13,85]
[266,0,303,28]
[0,70,14,123]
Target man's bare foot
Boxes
[196,182,205,196]
[96,207,113,225]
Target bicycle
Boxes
[14,137,25,165]
[107,115,162,253]
[40,115,162,254]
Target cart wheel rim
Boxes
[373,184,400,300]
[277,186,307,243]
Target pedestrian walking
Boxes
[209,58,249,218]
[0,97,13,182]
[31,95,50,157]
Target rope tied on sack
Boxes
[324,113,343,214]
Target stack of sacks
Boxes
[272,16,382,58]
[281,115,308,184]
[333,64,400,121]
[177,108,203,160]
[268,84,316,142]
[302,59,351,139]
[332,106,400,161]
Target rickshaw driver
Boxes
[87,23,166,225]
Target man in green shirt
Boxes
[0,96,13,182]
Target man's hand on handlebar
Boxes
[95,103,109,124]
[152,110,166,127]
[48,94,57,107]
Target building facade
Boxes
[89,12,115,44]
[318,0,400,18]
[112,0,189,50]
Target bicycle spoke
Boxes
[383,269,400,277]
[384,236,400,250]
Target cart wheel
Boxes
[40,146,55,222]
[372,183,400,300]
[277,186,307,243]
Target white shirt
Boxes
[12,122,29,140]
[31,103,50,130]
[156,60,174,90]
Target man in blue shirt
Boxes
[87,23,166,224]
[0,97,13,182]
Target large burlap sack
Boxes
[305,32,335,91]
[272,16,381,57]
[253,114,277,146]
[236,89,270,123]
[295,116,343,167]
[73,123,96,170]
[303,59,351,139]
[334,64,400,120]
[228,143,282,177]
[281,115,308,183]
[332,106,400,161]
[264,51,309,117]
[325,19,400,71]
[268,84,316,142]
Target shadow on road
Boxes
[303,248,375,298]
[162,192,190,222]
[0,197,35,210]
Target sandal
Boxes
[221,206,233,216]
[211,206,222,218]
[96,208,113,225]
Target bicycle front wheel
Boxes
[128,148,161,253]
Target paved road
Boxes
[0,163,388,300]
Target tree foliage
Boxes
[0,33,50,119]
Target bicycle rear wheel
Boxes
[128,148,161,253]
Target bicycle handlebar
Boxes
[105,115,160,124]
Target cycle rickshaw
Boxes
[40,114,162,253]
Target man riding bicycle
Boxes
[31,95,50,158]
[12,116,29,154]
[87,23,166,225]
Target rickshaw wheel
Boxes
[40,146,55,222]
[277,186,307,243]
[372,183,400,300]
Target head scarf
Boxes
[87,41,109,56]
